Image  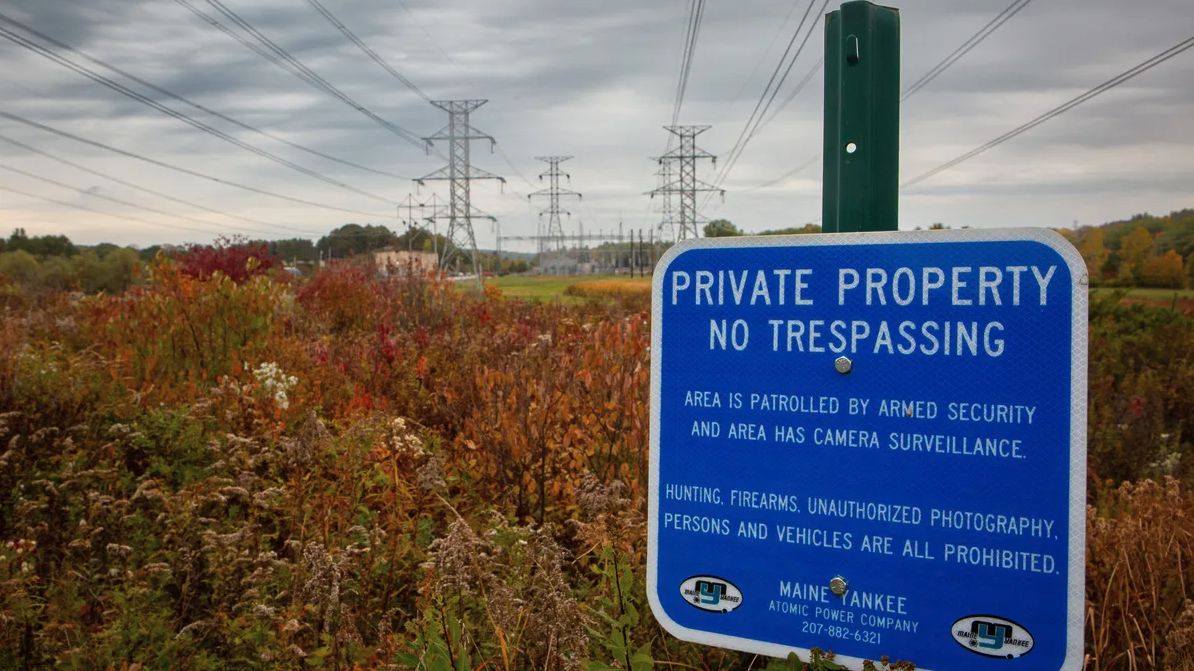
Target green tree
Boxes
[270,238,316,263]
[316,224,398,258]
[1118,225,1154,284]
[0,250,42,287]
[6,228,76,257]
[98,247,140,292]
[39,255,76,290]
[758,223,821,236]
[702,219,741,237]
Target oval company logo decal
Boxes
[951,615,1035,659]
[679,576,743,613]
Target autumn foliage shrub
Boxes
[1086,293,1194,486]
[564,279,651,311]
[1086,478,1194,670]
[176,237,279,284]
[0,260,1191,670]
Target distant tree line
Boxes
[1064,209,1194,288]
[0,228,140,294]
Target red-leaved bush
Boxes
[175,236,278,283]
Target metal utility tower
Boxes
[528,156,582,255]
[654,159,678,242]
[649,125,723,241]
[417,99,504,278]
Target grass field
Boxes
[483,274,652,301]
[1093,286,1194,313]
[485,278,1194,304]
[1093,287,1194,299]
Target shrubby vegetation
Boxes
[0,229,140,296]
[0,223,1191,669]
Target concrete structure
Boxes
[537,253,579,275]
[374,249,438,275]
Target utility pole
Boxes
[649,125,724,241]
[528,156,582,256]
[417,100,505,284]
[397,193,426,252]
[424,192,445,264]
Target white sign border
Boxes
[646,227,1088,671]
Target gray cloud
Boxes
[0,0,1191,249]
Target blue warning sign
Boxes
[647,229,1086,671]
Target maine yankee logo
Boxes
[951,615,1035,659]
[680,576,743,613]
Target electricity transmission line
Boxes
[902,0,1033,101]
[174,0,431,153]
[708,0,827,197]
[0,12,404,180]
[0,163,273,236]
[724,0,810,121]
[305,0,430,103]
[0,22,397,205]
[652,0,706,236]
[671,0,706,127]
[756,0,1034,191]
[0,133,299,232]
[0,110,390,220]
[0,183,229,237]
[903,33,1194,187]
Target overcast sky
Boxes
[0,0,1191,252]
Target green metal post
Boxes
[822,1,900,233]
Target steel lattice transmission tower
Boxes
[654,158,678,242]
[649,125,723,241]
[528,156,582,255]
[416,99,504,278]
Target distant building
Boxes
[537,253,579,275]
[373,249,438,275]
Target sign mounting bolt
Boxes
[829,576,849,597]
[834,356,853,375]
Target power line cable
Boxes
[395,0,461,71]
[724,0,808,121]
[748,152,821,191]
[758,57,823,134]
[653,0,705,227]
[194,0,431,153]
[902,0,1033,101]
[0,23,398,205]
[304,0,431,103]
[707,0,827,200]
[495,144,538,193]
[0,110,391,219]
[903,33,1194,188]
[671,0,705,127]
[0,133,311,233]
[0,162,273,236]
[0,12,405,180]
[0,183,226,237]
[755,0,1034,191]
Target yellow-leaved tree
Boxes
[1118,225,1154,284]
[1141,249,1187,288]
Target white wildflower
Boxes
[253,361,298,410]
